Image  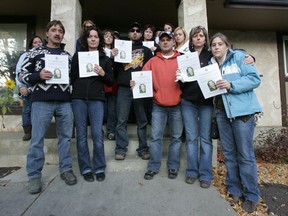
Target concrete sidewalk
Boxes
[0,166,236,216]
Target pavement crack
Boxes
[21,175,57,216]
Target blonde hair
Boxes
[174,27,188,50]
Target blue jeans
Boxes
[105,93,117,134]
[22,94,31,127]
[216,109,260,203]
[115,86,149,154]
[27,101,73,179]
[147,103,183,172]
[181,99,213,181]
[72,99,106,174]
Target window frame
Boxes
[0,16,35,113]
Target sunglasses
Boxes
[129,28,141,33]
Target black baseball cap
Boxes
[129,22,142,31]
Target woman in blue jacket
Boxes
[210,32,262,213]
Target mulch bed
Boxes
[213,162,288,216]
[0,167,21,179]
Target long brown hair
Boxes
[80,26,105,54]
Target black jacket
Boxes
[180,47,213,105]
[71,51,113,101]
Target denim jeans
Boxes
[105,93,117,134]
[216,109,260,203]
[115,86,149,154]
[147,103,183,172]
[22,94,32,127]
[181,99,213,181]
[27,101,73,179]
[72,99,106,174]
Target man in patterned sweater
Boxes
[20,20,77,194]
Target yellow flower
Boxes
[5,80,16,89]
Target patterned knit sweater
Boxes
[19,45,72,102]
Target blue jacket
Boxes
[210,49,262,118]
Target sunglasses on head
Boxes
[129,28,141,33]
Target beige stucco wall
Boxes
[209,30,282,127]
[50,0,81,54]
[178,0,208,34]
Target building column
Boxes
[178,0,208,34]
[50,0,82,54]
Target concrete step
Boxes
[0,129,218,170]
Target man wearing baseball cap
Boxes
[114,22,153,161]
[137,31,183,180]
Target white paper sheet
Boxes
[78,51,99,78]
[177,51,201,82]
[177,40,190,54]
[142,41,155,49]
[114,39,132,63]
[104,47,111,58]
[195,63,227,99]
[45,54,69,84]
[131,70,153,99]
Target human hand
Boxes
[175,69,185,83]
[40,69,53,80]
[94,64,105,76]
[130,80,135,89]
[20,86,28,96]
[216,79,231,90]
[243,55,254,64]
[111,48,118,57]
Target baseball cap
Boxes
[129,22,142,31]
[159,31,174,39]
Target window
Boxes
[0,23,27,84]
[0,16,35,111]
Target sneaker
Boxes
[96,172,105,181]
[228,194,242,206]
[138,151,150,160]
[107,133,115,140]
[115,152,126,160]
[83,172,94,182]
[144,170,157,180]
[185,176,196,184]
[60,170,77,185]
[242,200,257,213]
[200,180,211,188]
[168,169,178,179]
[28,178,42,194]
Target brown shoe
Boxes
[138,151,150,160]
[200,180,211,188]
[115,152,126,160]
[60,170,77,185]
[185,176,196,184]
[22,125,32,141]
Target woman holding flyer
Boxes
[210,32,262,213]
[176,26,255,190]
[176,26,214,189]
[71,26,113,182]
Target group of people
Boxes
[16,19,262,213]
